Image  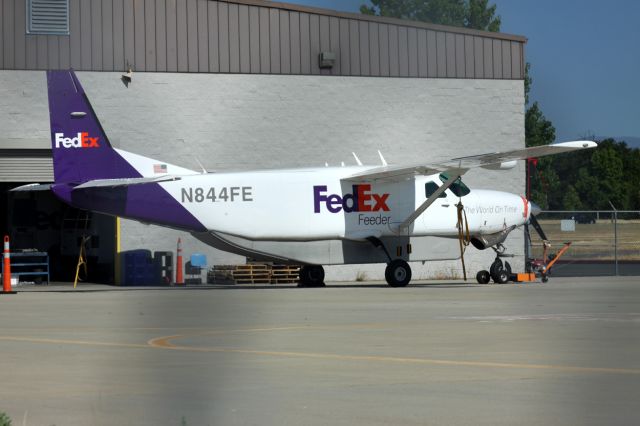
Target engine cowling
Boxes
[470,225,516,250]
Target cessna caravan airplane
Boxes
[14,70,597,286]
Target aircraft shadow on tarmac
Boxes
[18,282,486,292]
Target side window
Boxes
[439,173,471,197]
[425,181,447,198]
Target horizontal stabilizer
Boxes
[10,183,53,192]
[73,175,182,190]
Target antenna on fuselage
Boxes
[377,150,388,166]
[352,152,363,166]
[194,157,208,174]
[378,150,388,166]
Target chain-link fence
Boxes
[527,211,640,276]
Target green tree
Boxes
[360,0,500,31]
[524,92,559,208]
[590,140,625,209]
[467,0,501,32]
[574,167,602,209]
[562,185,582,210]
[541,138,639,211]
[525,102,555,148]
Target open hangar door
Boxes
[0,153,116,283]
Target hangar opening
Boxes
[0,182,115,284]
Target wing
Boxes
[344,141,597,183]
[343,140,597,231]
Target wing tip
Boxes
[552,140,598,149]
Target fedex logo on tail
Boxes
[54,132,100,149]
[314,185,390,213]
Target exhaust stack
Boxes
[470,225,516,250]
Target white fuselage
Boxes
[157,166,530,241]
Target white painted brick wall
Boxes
[0,71,525,281]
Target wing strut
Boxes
[397,171,463,231]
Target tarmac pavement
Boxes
[0,277,639,425]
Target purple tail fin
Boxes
[47,70,141,184]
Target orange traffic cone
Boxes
[2,235,17,294]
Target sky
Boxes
[284,0,640,144]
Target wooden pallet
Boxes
[208,264,300,284]
[270,265,301,284]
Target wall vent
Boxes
[27,0,69,35]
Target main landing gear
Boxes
[385,259,412,287]
[476,244,513,284]
[365,237,413,287]
[298,265,325,287]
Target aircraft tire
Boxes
[298,265,325,287]
[490,259,509,284]
[476,270,491,284]
[385,259,411,287]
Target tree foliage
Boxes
[361,0,500,31]
[525,64,640,211]
[361,1,639,212]
[527,136,640,210]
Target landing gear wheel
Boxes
[489,259,509,284]
[298,265,325,287]
[385,259,412,287]
[503,261,516,282]
[476,270,491,284]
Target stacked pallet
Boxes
[207,264,301,285]
[207,265,236,284]
[270,265,301,284]
[233,264,271,284]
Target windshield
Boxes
[439,172,471,197]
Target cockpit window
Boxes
[425,181,447,198]
[439,172,471,197]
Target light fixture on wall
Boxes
[319,51,335,69]
[121,67,133,87]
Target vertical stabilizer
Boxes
[47,70,141,184]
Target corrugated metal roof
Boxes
[0,0,525,79]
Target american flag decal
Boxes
[153,164,168,174]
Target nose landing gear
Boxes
[476,243,514,284]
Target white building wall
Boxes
[0,71,525,281]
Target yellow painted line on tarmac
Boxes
[0,335,149,349]
[4,332,640,376]
[150,340,640,375]
[147,326,323,348]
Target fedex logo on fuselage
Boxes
[54,132,100,149]
[313,185,390,213]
